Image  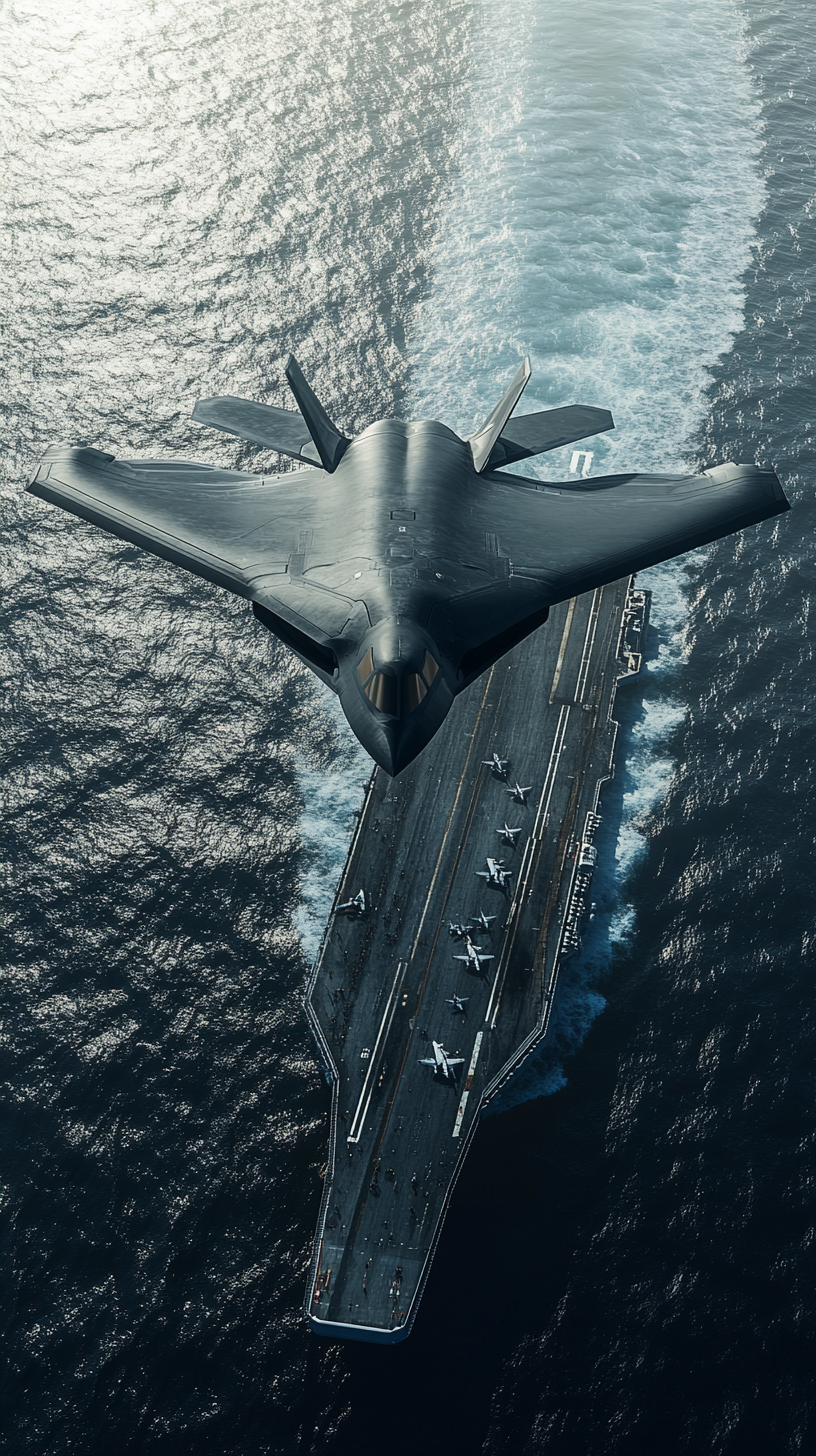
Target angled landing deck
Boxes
[305,576,648,1341]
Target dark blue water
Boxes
[2,0,813,1452]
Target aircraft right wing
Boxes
[493,461,788,603]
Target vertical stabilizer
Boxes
[284,355,349,473]
[468,357,531,473]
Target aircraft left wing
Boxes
[26,445,355,686]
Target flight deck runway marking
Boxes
[452,1031,483,1137]
[537,703,571,836]
[405,668,497,968]
[359,669,498,1165]
[505,702,570,926]
[575,587,603,703]
[549,597,577,702]
[485,702,571,1027]
[348,959,408,1142]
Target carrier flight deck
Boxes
[305,576,648,1341]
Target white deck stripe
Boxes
[575,588,602,703]
[549,596,577,702]
[452,1031,483,1137]
[347,959,407,1142]
[485,702,571,1029]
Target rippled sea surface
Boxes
[2,0,814,1451]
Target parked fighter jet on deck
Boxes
[419,1041,465,1083]
[482,752,509,778]
[453,936,495,972]
[28,354,788,776]
[507,782,532,805]
[469,910,496,934]
[446,994,469,1014]
[336,889,366,916]
[477,858,513,891]
[497,823,522,847]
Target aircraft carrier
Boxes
[304,575,649,1341]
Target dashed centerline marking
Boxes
[452,1031,483,1137]
[348,959,407,1142]
[549,597,577,702]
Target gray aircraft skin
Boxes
[27,355,789,776]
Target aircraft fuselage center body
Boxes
[261,418,552,776]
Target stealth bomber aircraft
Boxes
[27,355,788,775]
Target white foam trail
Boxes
[408,0,764,471]
[405,0,765,1100]
[294,0,765,1047]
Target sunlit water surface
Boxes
[2,0,813,1451]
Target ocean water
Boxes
[1,0,813,1453]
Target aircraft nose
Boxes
[340,627,455,774]
[379,720,428,777]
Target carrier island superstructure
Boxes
[304,576,649,1342]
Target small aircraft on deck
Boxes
[445,994,469,1014]
[477,858,513,891]
[419,1041,466,1083]
[448,921,469,940]
[336,889,366,916]
[507,782,532,805]
[469,910,496,934]
[482,752,509,778]
[497,822,522,847]
[453,936,494,971]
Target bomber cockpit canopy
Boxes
[357,647,439,718]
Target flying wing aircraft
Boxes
[27,354,788,776]
[419,1041,466,1083]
